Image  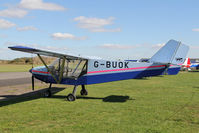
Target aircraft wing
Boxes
[8,46,88,60]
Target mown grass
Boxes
[0,64,33,72]
[0,72,199,133]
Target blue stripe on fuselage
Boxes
[33,67,180,85]
[167,67,181,75]
[83,68,166,85]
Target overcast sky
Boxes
[0,0,199,60]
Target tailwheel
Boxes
[44,90,52,97]
[67,93,76,101]
[80,89,88,96]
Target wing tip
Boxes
[8,45,34,50]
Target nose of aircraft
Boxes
[29,66,48,74]
[29,68,33,73]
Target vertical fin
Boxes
[150,39,189,65]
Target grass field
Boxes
[0,72,199,133]
[0,64,33,72]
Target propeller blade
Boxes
[32,75,34,91]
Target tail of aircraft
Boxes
[150,39,189,65]
[182,58,191,68]
[149,39,189,75]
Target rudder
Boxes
[150,39,189,65]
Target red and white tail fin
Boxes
[183,58,191,68]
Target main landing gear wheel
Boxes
[67,93,76,101]
[44,83,52,97]
[44,90,52,97]
[80,89,88,96]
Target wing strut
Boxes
[58,57,66,83]
[37,54,58,83]
[72,60,82,76]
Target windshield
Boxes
[49,58,87,78]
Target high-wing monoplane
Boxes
[9,39,189,101]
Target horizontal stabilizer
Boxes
[150,40,189,65]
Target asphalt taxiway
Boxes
[0,72,67,103]
[0,72,41,102]
[0,72,36,87]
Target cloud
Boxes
[74,16,114,28]
[0,8,28,18]
[0,19,16,29]
[74,16,121,32]
[0,34,7,38]
[90,28,121,32]
[19,0,66,11]
[190,45,199,49]
[4,41,68,51]
[51,32,87,40]
[0,47,8,52]
[2,42,69,60]
[99,44,137,49]
[192,28,199,32]
[4,41,38,47]
[151,43,165,49]
[16,26,38,31]
[0,0,66,18]
[44,46,68,51]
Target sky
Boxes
[0,0,199,60]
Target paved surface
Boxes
[0,72,39,87]
[0,72,67,103]
[0,78,32,87]
[0,72,47,102]
[0,72,31,80]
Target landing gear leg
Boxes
[44,83,52,97]
[67,85,77,101]
[80,85,88,96]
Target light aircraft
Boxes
[182,58,191,71]
[182,58,199,71]
[9,39,189,101]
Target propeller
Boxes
[32,75,34,91]
[31,54,34,91]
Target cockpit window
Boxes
[49,58,87,79]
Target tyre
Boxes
[67,93,76,101]
[80,89,88,96]
[44,90,52,97]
